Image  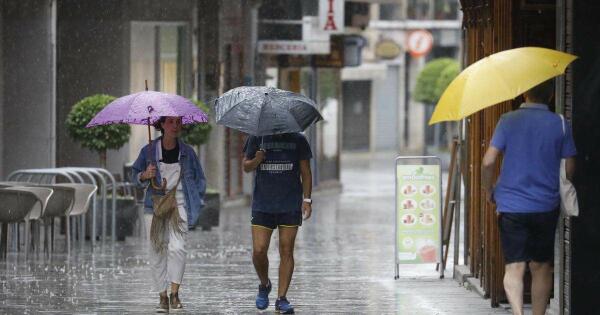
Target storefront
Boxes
[458,0,600,313]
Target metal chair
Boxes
[58,183,97,247]
[36,184,75,253]
[12,186,53,254]
[0,187,52,259]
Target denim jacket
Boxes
[131,137,206,227]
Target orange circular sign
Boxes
[407,30,433,57]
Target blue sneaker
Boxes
[275,296,294,314]
[255,279,271,310]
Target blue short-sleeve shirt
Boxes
[244,133,312,214]
[490,103,577,213]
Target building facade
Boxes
[342,0,461,154]
[1,0,340,204]
[458,0,600,313]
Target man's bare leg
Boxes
[504,262,526,315]
[529,261,553,315]
[277,226,298,298]
[252,226,273,285]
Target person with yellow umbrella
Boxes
[430,47,577,315]
[482,79,576,315]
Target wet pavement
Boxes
[0,152,511,314]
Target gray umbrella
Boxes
[214,86,323,136]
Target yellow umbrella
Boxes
[429,47,577,125]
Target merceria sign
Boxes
[257,40,330,55]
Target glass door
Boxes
[128,22,191,161]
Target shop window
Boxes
[407,0,432,20]
[434,0,459,20]
[406,0,459,20]
[379,4,403,21]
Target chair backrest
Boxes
[10,187,54,220]
[53,183,97,216]
[0,188,40,223]
[37,185,76,218]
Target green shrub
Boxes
[66,94,130,167]
[180,99,212,147]
[413,58,458,104]
[434,61,461,101]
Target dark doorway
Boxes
[342,80,371,151]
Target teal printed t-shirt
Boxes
[244,133,312,214]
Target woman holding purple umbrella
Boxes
[131,116,206,313]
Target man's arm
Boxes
[565,157,576,182]
[481,146,501,204]
[299,159,312,220]
[242,150,265,173]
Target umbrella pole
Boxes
[144,80,166,190]
[146,80,152,160]
[147,118,166,191]
[147,118,152,145]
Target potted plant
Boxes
[66,94,131,167]
[180,99,219,231]
[67,94,135,240]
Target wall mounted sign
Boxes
[407,30,433,57]
[375,39,402,59]
[258,40,330,55]
[319,0,344,33]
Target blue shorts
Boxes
[498,210,559,264]
[251,211,302,230]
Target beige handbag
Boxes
[152,184,178,219]
[150,173,183,252]
[558,114,579,217]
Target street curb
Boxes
[454,265,487,298]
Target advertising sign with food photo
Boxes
[395,163,442,264]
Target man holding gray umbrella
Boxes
[215,86,322,314]
[243,133,312,314]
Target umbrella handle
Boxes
[146,118,167,191]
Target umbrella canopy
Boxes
[86,89,208,191]
[429,47,577,125]
[86,90,208,127]
[215,86,323,136]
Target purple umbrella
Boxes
[86,91,208,127]
[86,84,208,189]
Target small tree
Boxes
[434,61,460,101]
[413,58,458,105]
[413,58,460,151]
[66,94,130,167]
[434,62,461,147]
[180,99,213,149]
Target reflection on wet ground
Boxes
[0,153,509,314]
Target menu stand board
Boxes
[395,156,443,279]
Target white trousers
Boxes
[146,203,188,293]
